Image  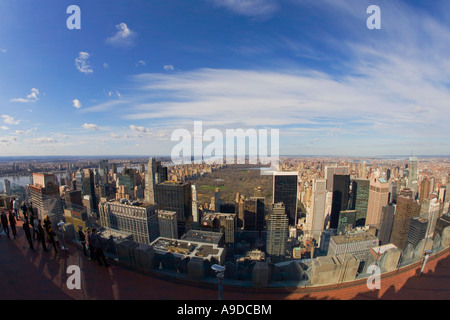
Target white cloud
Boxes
[103,63,109,69]
[106,90,121,98]
[33,137,57,143]
[129,124,151,133]
[72,99,82,109]
[82,123,99,131]
[0,49,6,54]
[1,126,8,130]
[1,115,20,125]
[10,88,40,103]
[164,65,174,71]
[208,0,278,19]
[136,60,146,67]
[106,23,136,47]
[0,136,17,144]
[14,128,36,135]
[75,52,93,74]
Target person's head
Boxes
[92,228,97,233]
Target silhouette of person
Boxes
[8,211,17,239]
[22,219,34,251]
[90,228,109,267]
[36,219,49,252]
[1,211,10,239]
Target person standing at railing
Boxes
[89,228,109,267]
[20,202,28,222]
[13,198,20,221]
[8,211,17,239]
[85,228,96,261]
[78,226,87,256]
[22,218,34,251]
[1,211,10,239]
[46,226,59,255]
[36,219,49,252]
[30,214,38,240]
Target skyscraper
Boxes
[29,173,64,227]
[330,174,350,229]
[308,179,327,238]
[4,179,11,196]
[418,177,432,204]
[425,198,440,238]
[144,157,167,203]
[365,178,390,229]
[273,171,298,225]
[406,217,428,249]
[154,181,192,236]
[191,184,200,228]
[99,200,159,244]
[158,210,178,239]
[82,169,98,212]
[352,179,370,226]
[390,195,421,250]
[243,197,265,234]
[98,159,109,184]
[378,203,396,245]
[408,156,418,192]
[266,203,289,262]
[325,165,349,192]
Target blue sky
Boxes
[1,0,450,157]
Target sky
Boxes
[0,0,450,158]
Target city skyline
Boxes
[1,1,450,157]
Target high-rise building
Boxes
[155,181,192,236]
[325,165,349,192]
[328,230,379,259]
[308,179,327,238]
[242,197,265,233]
[158,210,178,239]
[144,157,167,203]
[388,181,397,204]
[352,179,370,226]
[273,171,298,225]
[4,179,11,196]
[425,198,440,238]
[200,212,236,245]
[191,185,200,228]
[213,188,223,212]
[390,195,421,250]
[337,210,357,233]
[29,173,64,227]
[435,212,450,237]
[408,157,418,192]
[266,203,289,261]
[98,159,109,184]
[99,200,159,244]
[330,174,350,229]
[365,178,390,229]
[82,169,98,212]
[406,217,428,249]
[378,203,396,245]
[419,177,432,204]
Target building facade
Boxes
[99,200,159,244]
